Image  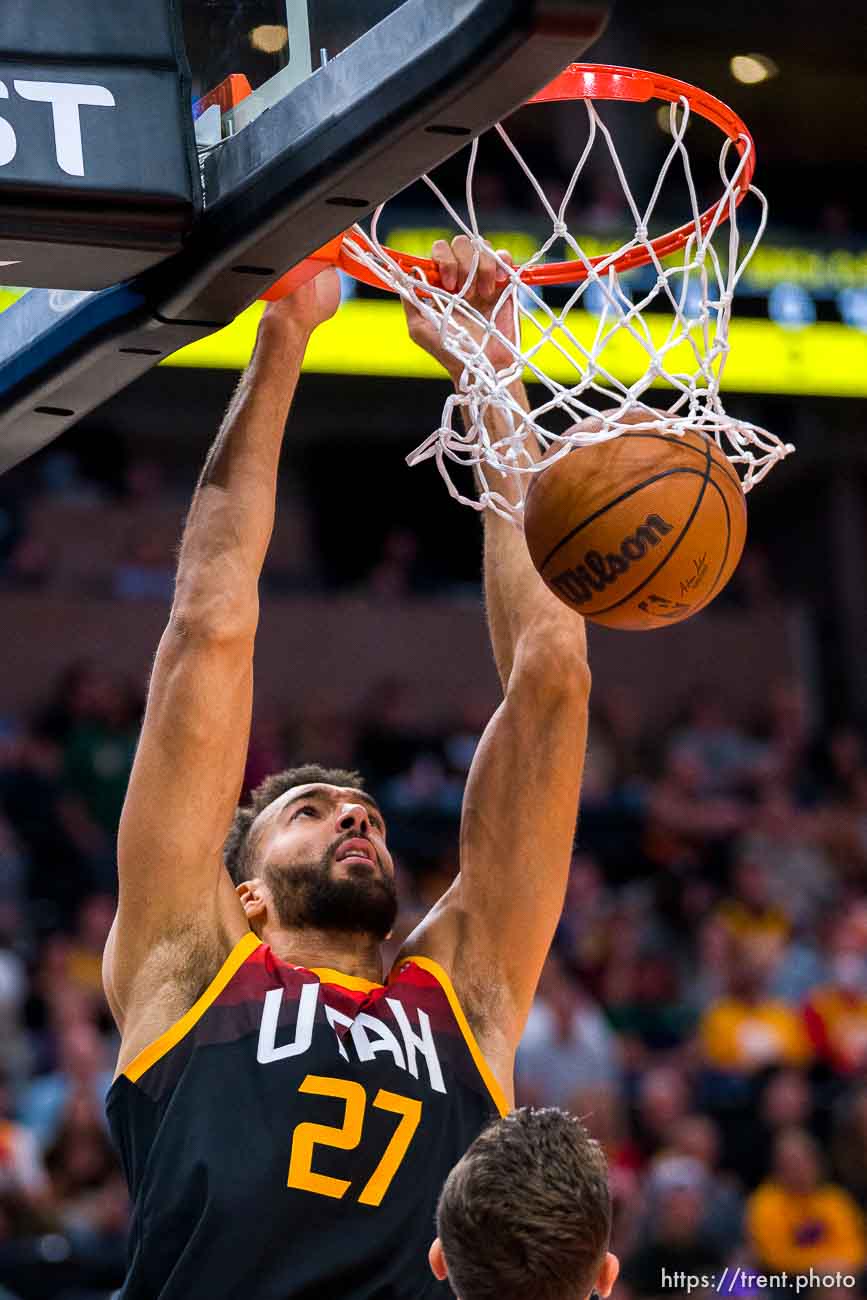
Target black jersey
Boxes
[106,933,506,1299]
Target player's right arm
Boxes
[104,273,340,1029]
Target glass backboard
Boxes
[185,1,408,150]
[183,1,422,212]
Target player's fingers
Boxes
[402,295,419,326]
[494,248,514,285]
[450,234,477,292]
[476,244,498,300]
[432,238,458,292]
[402,295,428,343]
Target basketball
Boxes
[523,420,747,631]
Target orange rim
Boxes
[262,64,756,299]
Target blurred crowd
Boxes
[0,371,865,1300]
[0,447,790,616]
[0,638,865,1298]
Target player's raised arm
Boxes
[402,238,589,1063]
[105,273,340,1024]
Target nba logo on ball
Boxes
[523,422,747,632]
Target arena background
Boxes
[1,1,867,1297]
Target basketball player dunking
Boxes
[102,239,591,1299]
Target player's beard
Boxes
[264,845,398,940]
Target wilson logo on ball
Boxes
[548,513,674,606]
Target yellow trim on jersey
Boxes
[309,967,384,993]
[123,931,262,1083]
[400,955,509,1117]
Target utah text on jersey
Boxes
[107,933,506,1300]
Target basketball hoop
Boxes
[265,64,795,520]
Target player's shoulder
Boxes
[105,886,250,1071]
[397,901,511,1029]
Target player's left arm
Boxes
[449,600,589,1045]
[401,238,590,1055]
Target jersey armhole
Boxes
[121,931,262,1083]
[396,954,509,1117]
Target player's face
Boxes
[251,784,398,939]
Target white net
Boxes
[339,87,795,521]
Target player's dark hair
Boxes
[437,1107,611,1300]
[223,764,366,885]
